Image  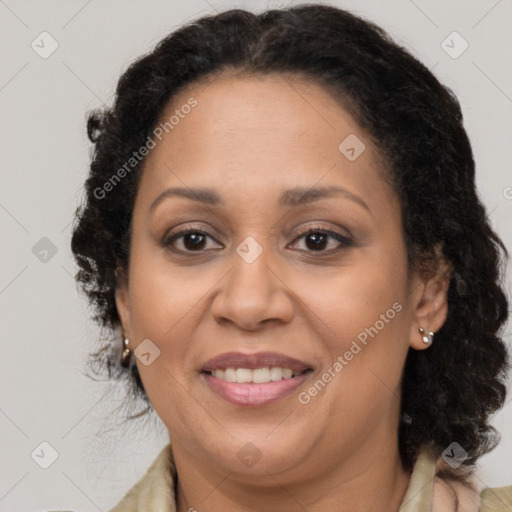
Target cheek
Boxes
[126,263,200,437]
[127,241,205,340]
[298,247,410,414]
[124,246,203,404]
[305,248,408,353]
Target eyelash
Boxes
[162,225,352,256]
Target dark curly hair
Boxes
[70,3,510,477]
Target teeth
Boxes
[210,367,298,383]
[235,368,252,383]
[253,367,270,383]
[223,368,236,382]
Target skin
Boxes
[115,71,451,511]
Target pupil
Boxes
[307,233,327,251]
[184,233,205,250]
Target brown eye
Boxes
[290,227,352,254]
[162,226,352,256]
[163,229,221,253]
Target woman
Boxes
[71,4,512,511]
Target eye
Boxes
[289,227,352,254]
[163,227,222,253]
[162,225,352,255]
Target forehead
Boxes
[163,71,367,151]
[135,71,393,214]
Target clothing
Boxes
[108,443,512,511]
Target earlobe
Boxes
[409,249,452,350]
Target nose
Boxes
[210,240,295,331]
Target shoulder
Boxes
[479,485,512,512]
[432,450,512,512]
[432,476,512,511]
[107,443,177,512]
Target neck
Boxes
[173,436,411,512]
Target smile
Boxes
[201,368,313,406]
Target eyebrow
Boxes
[149,185,370,214]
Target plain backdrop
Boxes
[1,0,511,510]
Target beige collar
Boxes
[109,443,490,512]
[399,444,438,511]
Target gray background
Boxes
[0,0,511,510]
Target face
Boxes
[116,71,449,484]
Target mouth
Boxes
[200,369,313,406]
[199,351,314,406]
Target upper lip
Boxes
[200,351,313,373]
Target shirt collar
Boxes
[399,444,437,511]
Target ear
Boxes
[115,268,133,343]
[408,245,453,350]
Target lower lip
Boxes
[201,371,312,406]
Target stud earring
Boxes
[418,327,434,346]
[121,337,132,367]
